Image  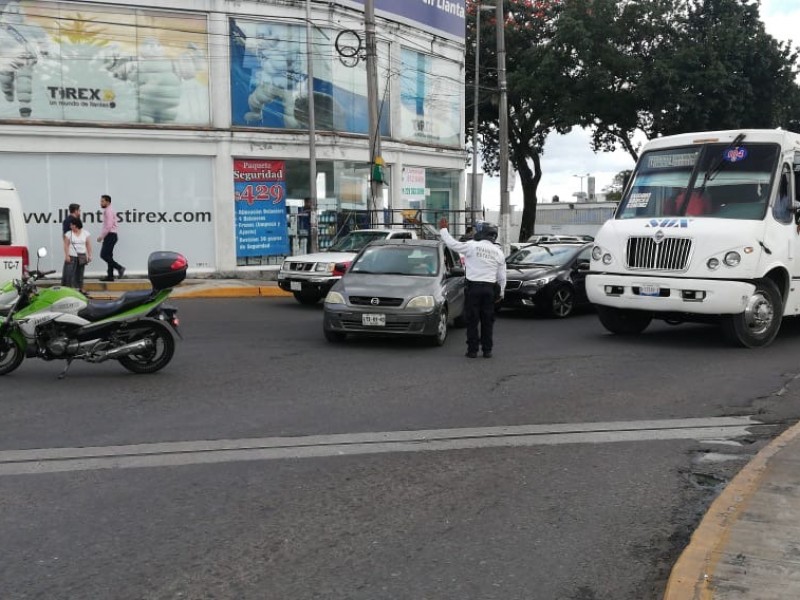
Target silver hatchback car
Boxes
[322,239,466,346]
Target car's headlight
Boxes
[602,253,613,265]
[707,257,720,270]
[724,251,741,267]
[407,295,435,309]
[522,275,556,289]
[324,291,346,304]
[315,262,334,273]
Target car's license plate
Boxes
[363,313,386,327]
[290,281,302,291]
[639,284,660,296]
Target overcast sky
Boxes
[481,0,800,210]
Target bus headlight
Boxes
[724,251,741,267]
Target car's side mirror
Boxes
[449,266,465,277]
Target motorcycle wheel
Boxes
[118,324,175,374]
[0,336,24,376]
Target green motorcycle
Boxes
[0,249,187,378]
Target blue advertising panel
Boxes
[234,159,289,257]
[229,18,390,134]
[340,0,466,41]
[400,49,462,147]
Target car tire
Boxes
[294,291,322,305]
[596,306,652,335]
[720,278,782,348]
[427,307,448,346]
[548,285,575,318]
[323,327,346,343]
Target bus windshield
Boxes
[617,142,780,220]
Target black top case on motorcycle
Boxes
[148,251,188,290]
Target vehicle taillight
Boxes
[21,246,29,275]
[332,261,351,276]
[170,255,188,270]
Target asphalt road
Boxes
[2,299,800,599]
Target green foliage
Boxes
[465,0,800,241]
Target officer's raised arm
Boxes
[438,217,470,253]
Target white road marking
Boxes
[0,417,758,476]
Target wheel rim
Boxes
[437,310,448,342]
[743,291,774,336]
[553,288,574,317]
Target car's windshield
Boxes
[507,245,580,267]
[328,231,388,252]
[350,245,439,276]
[617,142,780,221]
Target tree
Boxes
[551,0,800,160]
[467,0,568,242]
[602,169,632,203]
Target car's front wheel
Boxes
[548,285,575,318]
[427,307,448,346]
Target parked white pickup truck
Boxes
[278,229,419,304]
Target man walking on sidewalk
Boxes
[97,194,125,282]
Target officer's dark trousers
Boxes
[465,281,496,354]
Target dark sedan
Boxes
[501,242,593,317]
[322,239,466,345]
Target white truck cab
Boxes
[278,228,419,304]
[588,129,800,347]
[0,180,29,285]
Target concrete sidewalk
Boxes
[57,277,800,598]
[70,277,292,299]
[664,419,800,599]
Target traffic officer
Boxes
[439,217,506,358]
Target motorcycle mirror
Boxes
[37,247,47,258]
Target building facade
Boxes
[0,0,466,274]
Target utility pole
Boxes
[365,0,382,226]
[496,0,511,255]
[306,0,318,252]
[471,0,481,223]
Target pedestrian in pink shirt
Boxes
[97,194,126,282]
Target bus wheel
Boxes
[596,306,652,335]
[721,278,782,348]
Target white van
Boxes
[587,129,800,348]
[0,180,30,284]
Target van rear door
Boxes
[0,207,28,283]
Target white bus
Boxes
[587,129,800,347]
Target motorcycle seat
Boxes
[78,290,156,322]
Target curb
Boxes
[663,419,800,599]
[172,286,291,299]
